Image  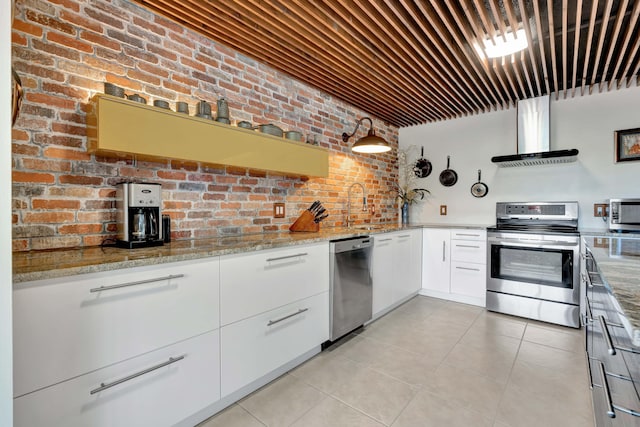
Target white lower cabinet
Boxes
[14,330,220,427]
[220,292,329,396]
[372,230,422,318]
[421,228,486,306]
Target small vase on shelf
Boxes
[401,202,410,225]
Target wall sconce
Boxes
[342,117,391,154]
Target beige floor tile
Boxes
[391,389,493,427]
[523,323,584,353]
[331,365,416,425]
[443,337,518,384]
[239,374,325,427]
[196,404,264,427]
[329,334,395,365]
[290,396,384,427]
[289,351,362,394]
[496,380,594,427]
[422,362,507,419]
[366,344,440,387]
[459,327,522,355]
[516,340,587,378]
[467,311,527,340]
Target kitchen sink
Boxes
[352,225,385,231]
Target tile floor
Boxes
[199,296,594,427]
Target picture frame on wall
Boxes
[615,127,640,162]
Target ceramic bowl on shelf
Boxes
[104,82,125,98]
[153,100,170,110]
[127,94,147,104]
[176,102,189,114]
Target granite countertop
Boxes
[582,234,640,346]
[13,223,489,284]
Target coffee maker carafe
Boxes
[116,183,164,249]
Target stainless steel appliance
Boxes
[115,183,163,249]
[609,198,640,232]
[487,202,581,328]
[327,236,373,344]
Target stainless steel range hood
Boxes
[492,95,579,167]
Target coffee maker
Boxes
[116,183,163,249]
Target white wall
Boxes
[1,0,13,424]
[399,84,640,230]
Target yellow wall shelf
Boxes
[88,95,329,177]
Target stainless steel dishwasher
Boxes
[327,236,373,344]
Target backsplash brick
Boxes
[11,0,400,251]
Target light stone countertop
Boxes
[13,223,489,284]
[582,233,640,346]
[12,227,376,284]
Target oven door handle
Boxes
[488,239,577,250]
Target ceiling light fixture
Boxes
[342,117,391,154]
[478,28,528,58]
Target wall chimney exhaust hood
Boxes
[491,95,578,167]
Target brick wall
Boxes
[11,0,399,251]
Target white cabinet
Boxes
[219,242,330,398]
[220,243,328,325]
[421,228,451,294]
[13,258,221,427]
[421,228,486,307]
[14,330,220,427]
[13,258,220,398]
[372,234,394,315]
[372,229,422,319]
[220,292,329,396]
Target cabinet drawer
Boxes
[220,292,329,396]
[451,229,486,241]
[451,240,486,264]
[450,261,486,300]
[14,330,220,427]
[13,258,220,397]
[220,243,329,325]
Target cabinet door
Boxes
[14,330,220,427]
[450,261,486,301]
[220,243,329,325]
[421,229,451,292]
[220,292,329,397]
[392,231,420,303]
[372,234,395,315]
[13,258,220,397]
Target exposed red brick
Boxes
[59,175,104,185]
[52,123,87,137]
[26,10,75,34]
[12,18,44,37]
[23,211,75,223]
[13,171,55,184]
[157,170,187,180]
[47,32,93,53]
[43,147,91,161]
[32,199,80,209]
[171,160,199,171]
[59,223,103,234]
[127,69,161,86]
[22,158,71,172]
[25,92,75,110]
[80,31,120,51]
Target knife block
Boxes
[289,210,320,232]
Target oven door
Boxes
[487,231,580,305]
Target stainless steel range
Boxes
[486,202,581,328]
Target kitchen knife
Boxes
[314,213,329,223]
[314,207,326,218]
[308,201,320,212]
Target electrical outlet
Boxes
[273,203,285,218]
[440,205,447,215]
[593,203,608,217]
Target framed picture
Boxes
[615,127,640,162]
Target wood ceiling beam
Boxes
[581,0,600,96]
[600,0,629,91]
[611,1,640,89]
[589,0,614,93]
[571,0,584,97]
[517,0,543,95]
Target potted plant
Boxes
[397,147,429,224]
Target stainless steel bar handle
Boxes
[599,316,617,356]
[90,355,185,395]
[455,244,480,248]
[442,241,446,262]
[89,274,185,293]
[398,234,411,238]
[585,298,594,323]
[455,233,480,237]
[597,361,616,418]
[455,266,480,272]
[267,308,309,326]
[377,238,393,242]
[266,253,308,262]
[586,357,594,389]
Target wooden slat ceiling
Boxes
[135,0,640,127]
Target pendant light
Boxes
[342,117,391,154]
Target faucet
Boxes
[347,182,367,228]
